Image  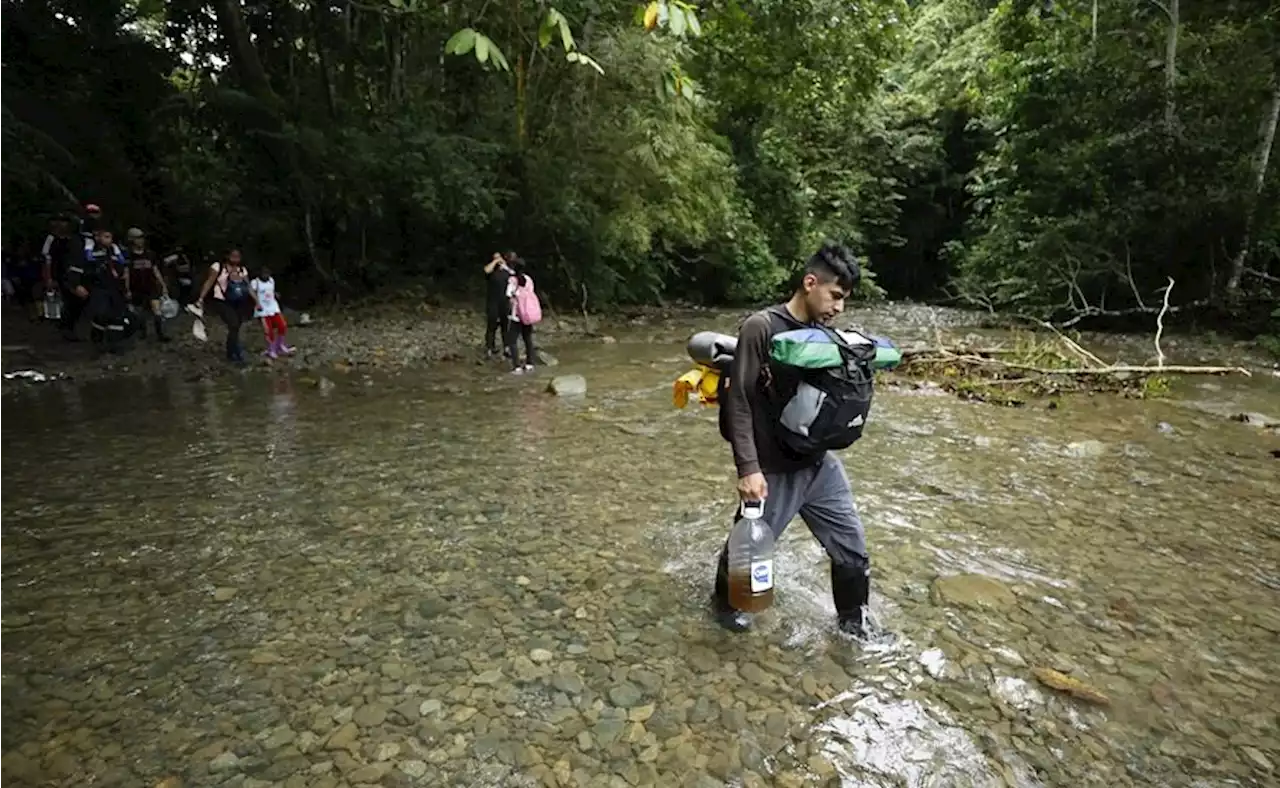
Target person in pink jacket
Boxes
[504,258,542,374]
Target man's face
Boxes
[802,274,849,324]
[96,231,113,248]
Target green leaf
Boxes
[566,51,580,63]
[475,34,490,64]
[538,19,553,49]
[681,80,694,100]
[669,6,686,37]
[445,28,476,56]
[578,54,604,75]
[685,9,701,36]
[489,43,510,71]
[558,17,575,52]
[388,0,404,8]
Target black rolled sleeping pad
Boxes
[687,331,737,371]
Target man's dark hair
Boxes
[802,243,860,292]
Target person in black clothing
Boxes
[712,243,877,638]
[483,251,514,356]
[79,203,104,240]
[163,245,197,305]
[40,215,79,335]
[79,228,131,352]
[123,228,170,342]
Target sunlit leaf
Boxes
[558,17,574,51]
[489,44,510,71]
[669,6,686,37]
[643,2,659,31]
[475,34,490,64]
[686,9,701,36]
[445,28,476,55]
[577,54,604,76]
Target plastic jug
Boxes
[42,290,63,321]
[725,500,776,612]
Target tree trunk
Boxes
[1164,0,1179,135]
[1226,78,1280,294]
[1091,0,1098,51]
[212,0,279,109]
[343,1,358,104]
[311,2,338,118]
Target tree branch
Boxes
[1155,277,1173,369]
[1243,267,1280,285]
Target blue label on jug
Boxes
[750,559,774,593]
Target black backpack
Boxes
[770,325,875,455]
[716,310,876,454]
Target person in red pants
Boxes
[249,265,296,359]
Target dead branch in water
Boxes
[902,346,1252,378]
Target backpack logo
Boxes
[846,415,865,428]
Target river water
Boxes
[3,305,1278,788]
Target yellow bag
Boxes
[673,364,722,408]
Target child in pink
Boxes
[250,266,296,359]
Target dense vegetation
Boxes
[3,0,1278,327]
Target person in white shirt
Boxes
[249,265,296,359]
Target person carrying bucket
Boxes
[703,243,885,639]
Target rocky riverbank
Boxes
[0,301,628,388]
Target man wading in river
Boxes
[712,243,878,638]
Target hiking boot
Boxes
[710,594,754,632]
[710,547,753,632]
[838,612,867,639]
[832,560,871,639]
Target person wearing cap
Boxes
[80,203,104,239]
[123,227,170,342]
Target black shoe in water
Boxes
[710,594,753,633]
[838,612,867,640]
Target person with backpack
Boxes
[712,242,880,639]
[504,258,542,374]
[193,248,253,365]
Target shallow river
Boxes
[3,306,1279,788]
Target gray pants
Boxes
[713,453,871,622]
[754,453,867,563]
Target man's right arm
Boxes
[726,314,770,478]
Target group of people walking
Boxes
[483,251,542,374]
[11,203,295,365]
